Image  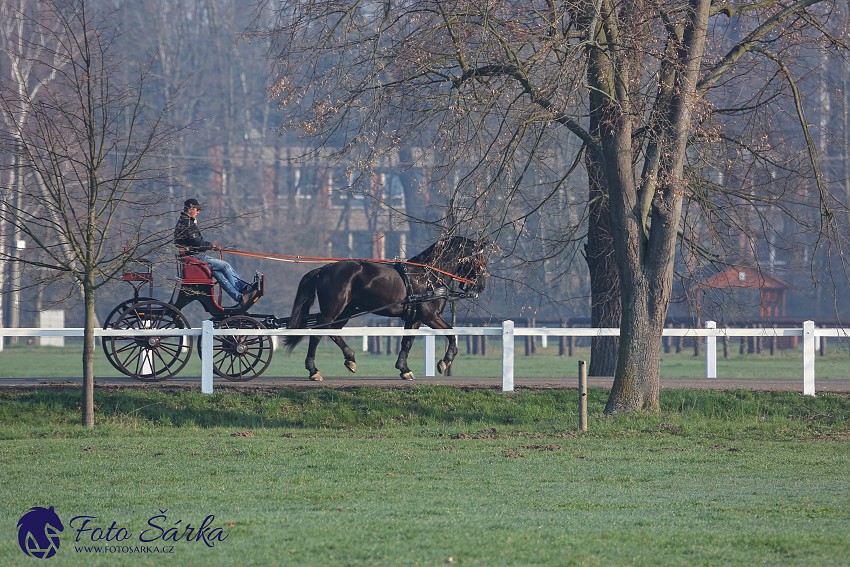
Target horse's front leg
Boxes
[422,313,456,376]
[438,333,458,376]
[395,321,421,380]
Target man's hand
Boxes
[212,243,221,251]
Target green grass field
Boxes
[1,340,849,380]
[0,386,848,566]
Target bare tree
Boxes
[0,0,65,347]
[255,0,850,412]
[0,0,182,426]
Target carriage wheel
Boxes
[101,297,155,375]
[202,316,273,382]
[104,300,193,381]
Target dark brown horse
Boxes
[284,236,488,381]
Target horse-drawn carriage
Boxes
[101,237,488,383]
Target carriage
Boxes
[101,253,290,382]
[101,237,488,383]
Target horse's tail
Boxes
[284,267,321,351]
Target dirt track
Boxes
[2,375,849,393]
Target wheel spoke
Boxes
[104,301,192,381]
[205,316,272,381]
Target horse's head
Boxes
[412,236,490,295]
[456,255,488,294]
[453,241,489,295]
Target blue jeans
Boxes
[192,254,250,301]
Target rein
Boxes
[220,247,480,287]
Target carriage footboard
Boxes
[271,313,320,329]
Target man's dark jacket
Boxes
[174,212,213,254]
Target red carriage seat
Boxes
[178,254,216,285]
[121,258,154,298]
[122,270,152,283]
[122,256,153,282]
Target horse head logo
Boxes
[17,506,64,559]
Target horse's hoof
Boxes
[309,372,323,382]
[344,360,357,373]
[400,372,415,381]
[437,360,447,375]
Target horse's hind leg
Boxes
[395,322,421,380]
[329,334,357,373]
[305,335,324,381]
[306,333,356,379]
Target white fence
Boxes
[1,320,845,396]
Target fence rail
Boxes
[1,320,844,395]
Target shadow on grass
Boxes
[0,386,608,429]
[1,386,848,431]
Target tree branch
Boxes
[698,0,823,94]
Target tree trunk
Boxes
[605,280,664,413]
[585,153,619,376]
[0,196,6,352]
[82,274,95,428]
[602,0,710,413]
[398,145,429,243]
[582,12,621,378]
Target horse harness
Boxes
[394,262,476,324]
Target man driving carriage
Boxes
[174,198,257,306]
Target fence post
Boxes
[502,320,515,392]
[559,319,567,356]
[578,360,588,432]
[424,328,435,377]
[705,320,717,379]
[201,320,214,394]
[802,320,815,396]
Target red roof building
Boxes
[694,265,791,318]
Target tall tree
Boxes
[0,0,64,346]
[0,0,182,426]
[257,0,849,412]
